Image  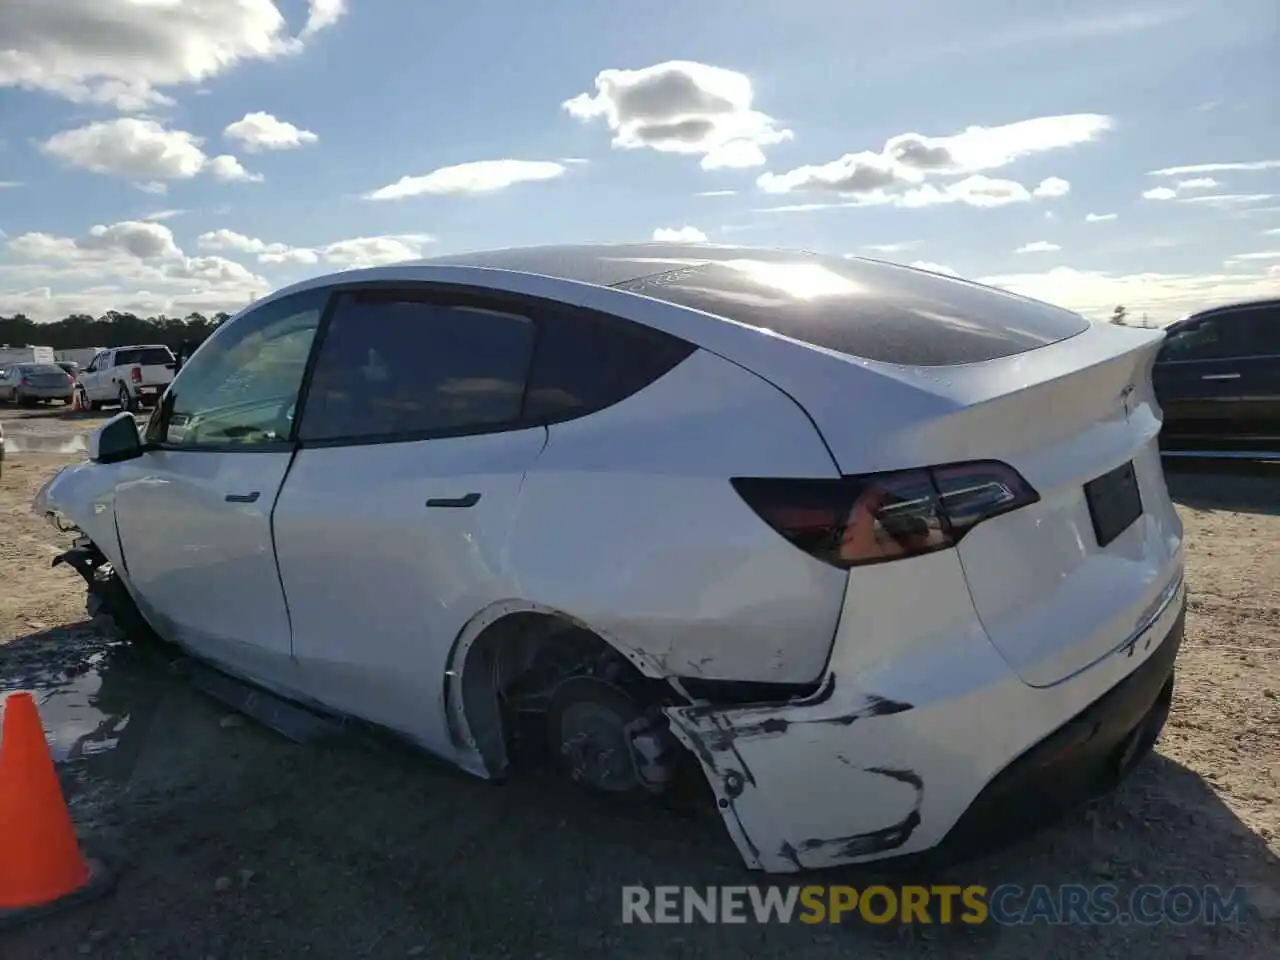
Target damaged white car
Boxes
[34,243,1186,873]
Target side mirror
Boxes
[90,412,144,464]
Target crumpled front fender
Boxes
[32,460,127,572]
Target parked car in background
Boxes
[0,361,76,405]
[56,360,82,381]
[1152,297,1280,458]
[34,244,1185,874]
[75,344,177,412]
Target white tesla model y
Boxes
[35,243,1185,873]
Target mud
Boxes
[1,406,1277,959]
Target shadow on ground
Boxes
[1,624,1276,959]
[1164,459,1280,517]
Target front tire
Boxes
[117,384,135,413]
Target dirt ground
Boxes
[1,405,1277,959]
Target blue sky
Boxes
[1,0,1277,323]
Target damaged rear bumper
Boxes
[664,560,1186,874]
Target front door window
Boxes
[146,291,327,448]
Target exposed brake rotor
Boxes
[546,675,677,796]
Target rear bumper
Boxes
[19,387,72,400]
[893,603,1183,870]
[665,555,1186,874]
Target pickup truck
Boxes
[76,345,177,412]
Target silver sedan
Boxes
[0,363,76,405]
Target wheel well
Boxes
[454,611,665,778]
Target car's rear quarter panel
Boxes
[505,347,848,685]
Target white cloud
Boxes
[1,219,269,319]
[978,266,1280,325]
[1179,193,1275,207]
[1032,176,1071,198]
[900,175,1034,208]
[0,285,261,322]
[320,236,434,268]
[1225,250,1280,262]
[136,181,168,195]
[756,174,1039,211]
[696,190,737,197]
[758,114,1109,198]
[909,261,960,276]
[564,60,793,170]
[1147,160,1280,176]
[206,154,263,183]
[0,181,21,189]
[302,0,347,39]
[1085,212,1118,222]
[365,160,567,200]
[1264,228,1280,236]
[223,111,318,152]
[652,226,709,243]
[0,2,345,111]
[758,151,911,195]
[1016,241,1061,254]
[197,229,434,268]
[142,209,186,222]
[41,118,261,183]
[1142,179,1236,202]
[863,241,922,253]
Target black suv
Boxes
[1152,297,1280,457]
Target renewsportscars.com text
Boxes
[621,884,1249,926]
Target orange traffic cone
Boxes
[0,692,114,931]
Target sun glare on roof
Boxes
[722,259,863,300]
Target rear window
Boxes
[115,347,174,366]
[615,255,1090,366]
[26,364,67,376]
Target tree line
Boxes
[0,311,230,352]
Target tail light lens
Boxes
[130,367,142,383]
[19,376,29,386]
[731,460,1039,569]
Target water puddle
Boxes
[2,433,89,455]
[0,631,166,781]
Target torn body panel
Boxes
[32,460,128,573]
[665,547,1188,874]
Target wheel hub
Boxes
[546,675,676,795]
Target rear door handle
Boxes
[225,491,261,503]
[1201,373,1240,381]
[426,492,481,508]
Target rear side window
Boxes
[1158,312,1254,361]
[114,347,174,367]
[299,293,536,443]
[616,255,1090,366]
[1234,304,1280,355]
[524,311,696,422]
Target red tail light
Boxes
[731,460,1039,569]
[19,376,29,386]
[130,367,142,383]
